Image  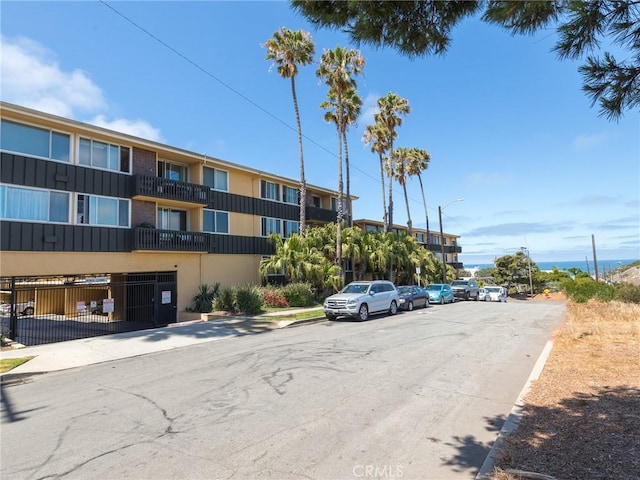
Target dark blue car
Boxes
[396,285,429,311]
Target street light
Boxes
[439,198,464,284]
[521,247,534,297]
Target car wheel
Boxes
[358,304,369,321]
[439,297,445,305]
[473,294,478,301]
[23,306,34,316]
[326,314,336,321]
[389,301,398,315]
[407,301,413,311]
[464,291,470,301]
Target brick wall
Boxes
[131,200,156,228]
[132,147,156,176]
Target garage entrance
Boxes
[0,271,177,346]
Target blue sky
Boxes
[2,1,638,265]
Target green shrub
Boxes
[615,282,640,304]
[213,287,235,312]
[234,284,263,314]
[282,282,315,307]
[563,278,616,303]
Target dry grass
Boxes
[489,299,640,480]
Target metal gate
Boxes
[0,272,177,346]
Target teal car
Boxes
[426,284,455,304]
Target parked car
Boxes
[323,280,399,321]
[425,284,455,304]
[478,288,489,301]
[484,286,508,302]
[450,279,480,301]
[396,285,429,311]
[0,299,35,316]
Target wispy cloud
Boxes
[1,35,162,142]
[464,222,572,237]
[91,115,161,142]
[572,132,610,150]
[1,35,105,116]
[465,172,513,187]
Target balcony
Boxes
[448,262,464,270]
[306,205,338,224]
[133,175,209,205]
[133,228,208,251]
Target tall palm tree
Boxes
[391,147,413,236]
[363,123,390,232]
[264,27,315,235]
[374,93,410,233]
[317,46,365,286]
[320,87,362,228]
[405,147,431,244]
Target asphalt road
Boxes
[1,299,565,480]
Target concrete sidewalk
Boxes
[0,310,326,376]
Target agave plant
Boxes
[192,283,220,313]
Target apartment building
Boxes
[0,102,342,342]
[353,218,464,270]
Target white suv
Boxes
[323,280,399,321]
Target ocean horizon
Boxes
[464,258,638,273]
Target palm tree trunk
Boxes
[402,182,412,236]
[387,144,394,233]
[379,154,388,233]
[290,77,306,235]
[343,132,352,228]
[417,173,429,243]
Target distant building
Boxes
[352,218,463,270]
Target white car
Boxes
[0,299,35,316]
[484,286,508,302]
[478,288,489,301]
[323,280,399,321]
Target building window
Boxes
[1,119,70,163]
[158,161,187,182]
[312,195,321,208]
[78,138,130,173]
[0,184,70,223]
[331,198,337,211]
[261,217,281,236]
[416,232,425,243]
[282,185,299,205]
[261,180,279,201]
[283,220,299,237]
[157,208,187,231]
[204,209,229,234]
[203,166,228,191]
[77,194,129,227]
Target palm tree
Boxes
[405,147,431,244]
[374,93,410,232]
[391,147,414,237]
[264,27,315,235]
[320,87,362,227]
[363,123,390,232]
[317,46,365,286]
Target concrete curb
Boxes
[475,340,555,479]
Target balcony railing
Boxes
[306,205,338,223]
[133,228,208,251]
[133,175,210,205]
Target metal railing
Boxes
[134,174,210,205]
[133,227,209,251]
